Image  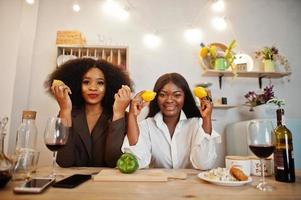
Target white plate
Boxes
[198,172,252,187]
[234,53,254,71]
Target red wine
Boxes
[249,145,275,158]
[0,170,12,188]
[46,144,65,151]
[273,108,295,182]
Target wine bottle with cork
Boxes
[269,99,295,183]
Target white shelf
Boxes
[203,69,291,78]
[57,45,129,70]
[202,69,291,89]
[213,104,237,109]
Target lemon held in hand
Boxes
[193,87,208,98]
[52,79,65,87]
[141,90,157,102]
[117,153,139,174]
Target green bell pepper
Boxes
[117,153,139,174]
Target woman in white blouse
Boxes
[122,73,220,169]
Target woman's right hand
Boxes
[51,82,72,112]
[129,91,150,117]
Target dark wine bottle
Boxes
[273,108,295,183]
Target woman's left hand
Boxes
[199,89,213,134]
[198,89,213,118]
[113,85,132,120]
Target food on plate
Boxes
[204,168,237,181]
[230,167,248,181]
[117,153,139,174]
[141,90,157,102]
[193,87,208,98]
[52,79,65,87]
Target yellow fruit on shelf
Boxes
[52,79,65,87]
[141,91,157,102]
[200,47,209,58]
[193,87,207,98]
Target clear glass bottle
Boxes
[0,117,13,188]
[13,111,38,180]
[273,108,295,182]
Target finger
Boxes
[119,87,128,98]
[132,91,145,101]
[55,85,64,99]
[206,89,212,97]
[63,87,70,97]
[64,85,72,94]
[122,85,131,94]
[142,101,150,108]
[53,85,62,98]
[114,93,120,100]
[123,85,132,98]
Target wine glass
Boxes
[247,119,275,191]
[44,117,69,178]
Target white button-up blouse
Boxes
[122,111,221,170]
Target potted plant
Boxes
[244,85,275,111]
[254,46,290,73]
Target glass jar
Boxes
[13,111,38,180]
[0,117,13,188]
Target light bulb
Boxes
[103,0,129,21]
[212,17,227,30]
[184,28,203,45]
[143,34,161,49]
[26,0,35,4]
[73,3,81,12]
[212,0,225,12]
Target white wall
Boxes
[1,0,301,167]
[0,0,22,151]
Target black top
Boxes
[56,107,126,167]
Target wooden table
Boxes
[1,167,300,200]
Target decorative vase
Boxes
[263,59,275,72]
[239,104,276,120]
[214,57,228,71]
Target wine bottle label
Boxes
[274,150,284,170]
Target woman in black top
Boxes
[45,58,133,167]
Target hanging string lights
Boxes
[24,0,232,47]
[143,33,161,49]
[72,1,81,12]
[184,28,203,45]
[102,0,129,21]
[211,0,225,13]
[212,16,227,31]
[25,0,35,4]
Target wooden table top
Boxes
[1,166,300,200]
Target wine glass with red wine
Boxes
[44,117,69,178]
[247,120,275,191]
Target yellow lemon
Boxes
[52,79,65,87]
[141,91,157,102]
[200,47,209,58]
[193,87,207,98]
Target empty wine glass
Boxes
[44,117,69,178]
[247,120,275,191]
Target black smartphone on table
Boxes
[52,174,91,188]
[14,177,55,194]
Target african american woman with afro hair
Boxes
[45,58,133,167]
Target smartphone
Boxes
[52,174,91,188]
[14,177,55,194]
